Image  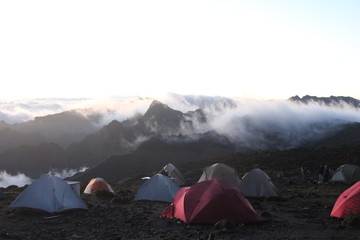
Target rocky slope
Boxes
[71,133,235,182]
[1,145,360,239]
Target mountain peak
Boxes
[144,100,181,119]
[143,100,185,133]
[146,100,170,112]
[149,99,166,107]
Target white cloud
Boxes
[0,171,33,188]
[161,94,360,149]
[0,167,88,188]
[0,97,153,125]
[47,167,88,179]
[209,100,360,149]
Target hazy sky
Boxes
[1,0,359,100]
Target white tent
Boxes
[10,175,87,213]
[239,168,279,197]
[198,163,241,188]
[134,174,180,202]
[160,163,186,186]
[330,164,360,184]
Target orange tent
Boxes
[84,178,114,194]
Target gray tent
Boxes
[198,163,241,188]
[239,168,279,197]
[330,164,360,184]
[160,163,186,186]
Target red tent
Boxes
[331,181,360,218]
[161,180,264,223]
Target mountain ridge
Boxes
[289,95,360,107]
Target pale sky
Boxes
[0,0,359,100]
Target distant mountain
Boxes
[70,133,235,182]
[0,100,209,177]
[13,110,102,147]
[0,110,102,151]
[0,128,46,152]
[63,100,208,169]
[307,122,360,148]
[0,143,63,178]
[143,100,186,133]
[1,98,360,181]
[289,95,360,107]
[71,121,360,182]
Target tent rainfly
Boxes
[66,181,81,196]
[10,175,87,213]
[198,163,241,188]
[134,174,180,202]
[331,181,360,219]
[239,168,279,197]
[330,164,360,184]
[84,178,114,194]
[160,163,186,186]
[161,180,264,223]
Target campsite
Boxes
[2,0,360,237]
[1,146,360,240]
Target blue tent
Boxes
[134,174,180,202]
[10,175,87,213]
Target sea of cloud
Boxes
[1,94,360,150]
[0,96,154,125]
[162,94,360,149]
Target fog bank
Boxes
[1,94,359,151]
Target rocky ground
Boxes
[1,169,360,240]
